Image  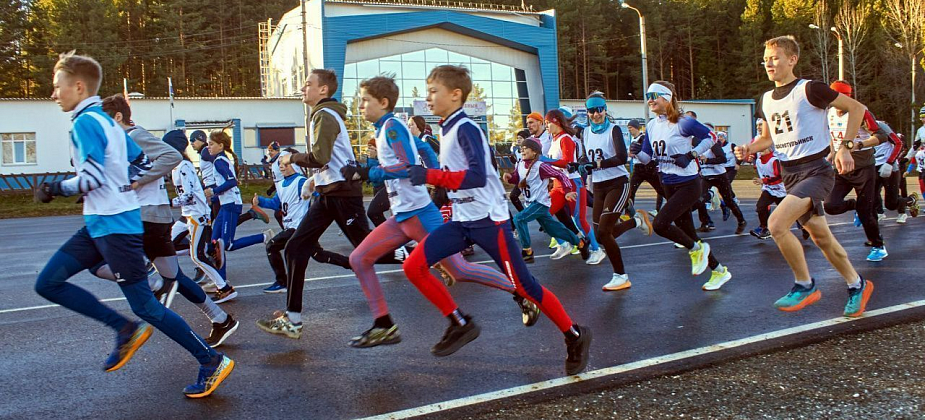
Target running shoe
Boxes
[708,221,716,231]
[434,262,456,286]
[853,212,862,227]
[431,316,480,357]
[514,295,541,327]
[774,280,821,312]
[210,239,224,269]
[674,243,686,249]
[548,237,558,249]
[801,228,811,241]
[844,279,874,318]
[866,247,888,262]
[201,281,218,293]
[897,213,908,224]
[193,268,207,284]
[213,286,237,304]
[586,249,606,265]
[570,245,580,255]
[145,260,156,278]
[635,209,653,236]
[394,246,409,261]
[349,325,402,348]
[698,223,711,233]
[877,213,886,222]
[577,239,591,261]
[104,321,153,372]
[689,241,711,276]
[648,209,659,219]
[550,244,572,260]
[602,273,631,291]
[205,315,239,347]
[702,266,732,291]
[263,283,287,293]
[710,188,721,211]
[735,221,747,235]
[565,325,592,375]
[909,194,920,218]
[750,227,772,240]
[262,228,275,245]
[183,354,235,398]
[521,249,535,263]
[256,311,303,339]
[722,206,731,221]
[153,278,179,309]
[461,246,475,256]
[249,206,270,224]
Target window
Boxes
[2,133,37,165]
[258,127,296,147]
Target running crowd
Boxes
[34,34,925,397]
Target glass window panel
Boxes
[472,82,491,100]
[491,81,512,98]
[470,56,488,64]
[356,59,379,78]
[380,53,402,62]
[402,50,425,62]
[491,63,513,81]
[492,99,514,112]
[402,61,425,80]
[14,141,24,163]
[342,79,359,99]
[403,80,425,99]
[425,48,447,62]
[379,60,402,77]
[344,63,357,79]
[2,142,11,164]
[26,139,36,163]
[470,63,491,81]
[447,51,471,66]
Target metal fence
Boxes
[0,172,74,194]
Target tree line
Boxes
[1,0,923,136]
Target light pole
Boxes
[895,42,916,144]
[808,24,832,82]
[620,0,649,122]
[830,26,844,80]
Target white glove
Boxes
[879,163,893,178]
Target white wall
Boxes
[560,99,757,145]
[324,1,543,27]
[0,98,307,174]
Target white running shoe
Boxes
[550,244,572,260]
[648,209,658,218]
[602,273,631,291]
[689,241,711,276]
[709,188,721,211]
[877,213,886,222]
[674,243,685,249]
[586,249,606,265]
[635,210,653,236]
[394,246,409,261]
[897,213,908,224]
[202,281,218,293]
[263,228,275,245]
[702,266,732,291]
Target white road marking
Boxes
[358,299,925,420]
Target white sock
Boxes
[691,242,701,251]
[714,264,725,273]
[795,279,813,288]
[847,276,862,289]
[149,276,163,292]
[287,311,302,324]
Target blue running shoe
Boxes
[774,280,822,312]
[104,321,153,372]
[184,354,235,398]
[866,247,888,262]
[263,283,287,294]
[844,279,874,317]
[853,212,861,227]
[722,206,731,221]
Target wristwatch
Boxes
[689,150,699,159]
[840,139,856,150]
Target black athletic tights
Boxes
[653,177,720,270]
[592,177,638,274]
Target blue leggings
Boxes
[514,201,581,249]
[212,203,263,276]
[35,228,215,364]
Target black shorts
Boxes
[781,158,835,224]
[142,221,177,260]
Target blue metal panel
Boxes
[321,2,559,113]
[232,119,243,154]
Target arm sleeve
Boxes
[423,123,487,190]
[679,117,717,155]
[703,142,728,164]
[544,136,576,168]
[635,132,653,164]
[133,130,181,186]
[59,116,108,196]
[211,159,238,194]
[369,121,414,183]
[598,126,628,168]
[538,164,573,192]
[755,95,766,121]
[414,135,440,169]
[257,194,281,211]
[806,81,840,110]
[506,166,520,185]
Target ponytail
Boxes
[209,130,240,176]
[654,81,683,124]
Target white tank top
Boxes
[172,160,210,218]
[377,117,432,214]
[213,154,242,206]
[440,118,508,222]
[917,150,925,172]
[537,130,553,156]
[127,128,169,207]
[699,146,727,177]
[761,80,830,161]
[645,116,701,178]
[723,144,737,168]
[516,160,551,207]
[278,175,310,229]
[582,126,629,183]
[310,108,356,187]
[76,112,139,216]
[873,142,893,167]
[755,153,787,198]
[547,134,581,180]
[828,108,873,152]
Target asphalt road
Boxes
[0,197,921,419]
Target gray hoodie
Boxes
[128,126,182,223]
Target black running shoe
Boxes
[522,249,535,263]
[153,278,178,309]
[514,295,541,327]
[565,325,592,375]
[577,239,590,261]
[431,316,480,357]
[205,315,239,347]
[735,221,747,235]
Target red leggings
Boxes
[549,186,591,235]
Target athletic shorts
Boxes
[781,157,834,224]
[142,221,177,260]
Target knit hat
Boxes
[189,129,207,144]
[268,141,280,151]
[515,128,531,141]
[830,80,852,97]
[163,130,189,153]
[627,119,642,130]
[521,137,543,154]
[526,112,544,122]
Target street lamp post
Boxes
[830,27,844,81]
[620,0,649,122]
[895,42,916,144]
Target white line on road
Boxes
[0,218,894,315]
[359,299,925,420]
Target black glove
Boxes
[266,184,277,196]
[508,155,517,164]
[340,165,370,182]
[431,187,449,208]
[671,152,694,168]
[409,165,428,186]
[629,141,643,155]
[33,182,58,203]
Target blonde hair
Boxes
[54,50,102,94]
[654,81,683,124]
[765,35,800,58]
[209,131,240,176]
[426,65,472,103]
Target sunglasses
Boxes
[587,106,606,114]
[644,92,668,101]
